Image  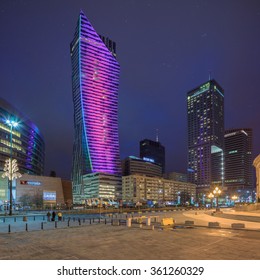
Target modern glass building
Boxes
[0,98,45,176]
[70,11,121,203]
[140,139,165,174]
[224,128,254,201]
[187,80,224,193]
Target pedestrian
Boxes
[52,211,56,221]
[58,211,62,221]
[47,211,51,222]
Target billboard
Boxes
[43,191,56,202]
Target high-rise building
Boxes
[224,128,253,200]
[0,98,45,176]
[140,139,165,174]
[70,11,121,203]
[187,79,224,193]
[122,156,162,177]
[164,172,188,182]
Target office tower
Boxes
[224,128,253,200]
[164,172,188,182]
[187,79,224,192]
[70,11,121,203]
[0,98,45,175]
[122,156,162,177]
[140,139,165,174]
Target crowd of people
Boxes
[46,211,62,221]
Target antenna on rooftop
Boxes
[156,129,159,142]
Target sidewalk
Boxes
[182,210,260,230]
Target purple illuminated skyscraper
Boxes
[70,11,121,203]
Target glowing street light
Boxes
[208,192,214,208]
[213,186,221,210]
[2,119,20,215]
[231,195,238,206]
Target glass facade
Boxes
[187,80,224,191]
[70,11,121,202]
[140,139,165,174]
[224,128,254,201]
[0,98,45,176]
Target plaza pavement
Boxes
[0,209,260,260]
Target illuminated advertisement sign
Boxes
[143,157,155,163]
[43,191,56,201]
[20,180,41,186]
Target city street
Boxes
[0,209,260,260]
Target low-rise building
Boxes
[122,174,196,205]
[0,172,72,210]
[72,173,122,204]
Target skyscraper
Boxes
[187,79,224,193]
[70,11,121,203]
[0,98,45,176]
[140,139,165,174]
[224,128,253,200]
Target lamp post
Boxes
[208,192,214,208]
[231,195,238,206]
[213,186,221,211]
[4,120,19,215]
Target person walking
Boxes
[51,211,56,221]
[57,211,62,221]
[47,211,51,222]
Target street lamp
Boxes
[208,192,214,208]
[2,119,20,215]
[231,195,238,206]
[213,186,221,210]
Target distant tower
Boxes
[140,139,165,174]
[187,79,224,192]
[156,129,159,142]
[224,128,253,200]
[70,11,121,203]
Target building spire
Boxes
[156,129,159,142]
[209,71,212,81]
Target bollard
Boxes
[55,221,57,228]
[98,218,100,223]
[79,219,81,226]
[8,224,11,233]
[41,222,43,230]
[34,216,36,221]
[26,223,28,232]
[90,218,92,224]
[68,220,70,227]
[105,218,107,224]
[127,218,132,227]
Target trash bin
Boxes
[23,216,27,222]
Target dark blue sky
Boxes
[1,0,260,179]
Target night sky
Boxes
[1,0,260,179]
